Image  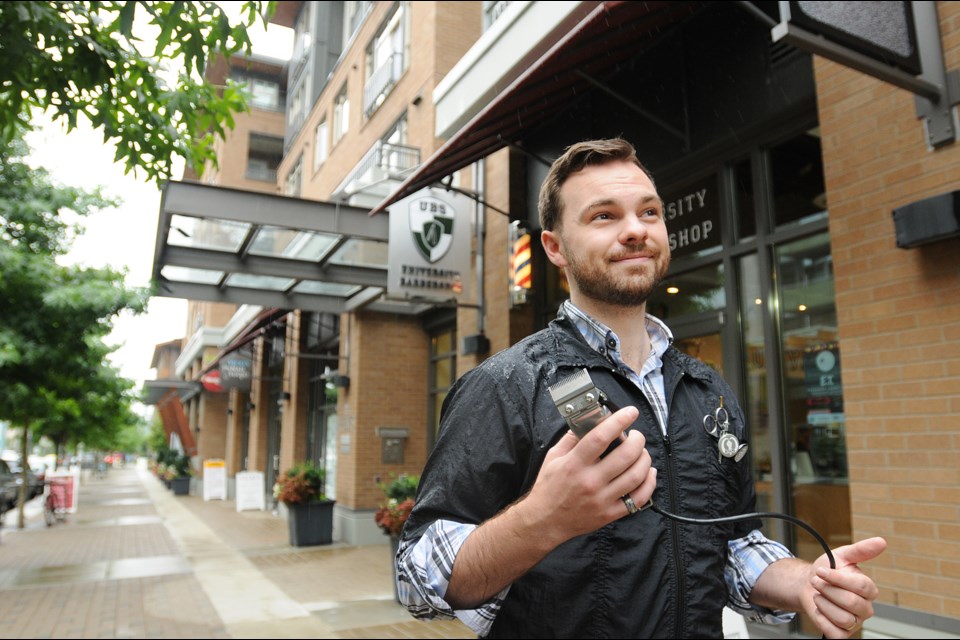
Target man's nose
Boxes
[618,214,649,244]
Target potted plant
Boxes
[374,473,419,537]
[374,473,419,601]
[274,461,335,546]
[154,447,178,489]
[170,453,192,496]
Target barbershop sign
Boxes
[661,174,721,260]
[220,351,252,392]
[387,188,472,302]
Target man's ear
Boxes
[541,229,568,268]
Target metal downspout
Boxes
[473,159,486,336]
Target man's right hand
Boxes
[521,405,657,544]
[446,405,657,609]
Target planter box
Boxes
[390,534,401,602]
[171,476,190,495]
[287,500,335,546]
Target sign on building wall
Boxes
[387,188,473,302]
[220,352,252,392]
[660,174,720,260]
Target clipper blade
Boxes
[549,368,595,406]
[548,368,610,439]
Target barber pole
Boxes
[510,221,531,306]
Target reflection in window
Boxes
[247,133,283,182]
[160,265,224,284]
[344,1,373,42]
[674,332,723,374]
[167,215,250,252]
[776,232,849,566]
[285,156,302,197]
[333,84,350,144]
[647,263,725,320]
[363,2,409,117]
[225,273,295,290]
[307,346,339,501]
[429,327,457,445]
[329,239,389,267]
[314,119,328,170]
[734,158,755,241]
[249,78,282,110]
[248,227,338,261]
[738,253,772,511]
[771,130,827,229]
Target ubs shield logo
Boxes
[410,196,454,263]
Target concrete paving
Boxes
[0,464,473,639]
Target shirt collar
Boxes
[560,300,673,364]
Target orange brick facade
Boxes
[815,1,960,620]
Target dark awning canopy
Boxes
[370,0,698,215]
[152,181,419,314]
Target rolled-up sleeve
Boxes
[396,519,509,637]
[725,529,796,624]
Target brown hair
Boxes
[537,138,655,231]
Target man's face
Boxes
[541,160,670,308]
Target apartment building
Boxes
[148,2,960,637]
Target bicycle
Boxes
[44,477,69,526]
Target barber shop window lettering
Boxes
[662,176,721,259]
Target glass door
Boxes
[674,327,724,375]
[775,232,850,563]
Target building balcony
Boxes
[332,141,420,208]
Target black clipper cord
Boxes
[596,394,837,570]
[597,396,838,638]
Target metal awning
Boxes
[370,0,698,215]
[141,379,201,405]
[152,181,419,314]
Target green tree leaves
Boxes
[0,1,276,183]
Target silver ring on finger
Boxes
[845,614,859,631]
[622,494,639,515]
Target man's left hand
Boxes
[807,536,887,638]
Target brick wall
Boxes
[338,310,430,510]
[814,1,960,618]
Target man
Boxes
[396,138,886,638]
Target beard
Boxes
[564,243,670,307]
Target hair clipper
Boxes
[548,368,626,455]
[548,368,652,511]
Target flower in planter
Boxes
[374,497,415,537]
[374,473,419,537]
[172,453,192,479]
[274,461,329,505]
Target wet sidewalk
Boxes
[0,464,473,639]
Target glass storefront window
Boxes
[429,327,457,443]
[737,253,772,511]
[647,262,725,321]
[734,159,756,241]
[770,130,828,229]
[674,332,723,374]
[307,358,339,500]
[775,232,849,564]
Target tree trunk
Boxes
[16,420,29,529]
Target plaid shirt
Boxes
[397,301,794,635]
